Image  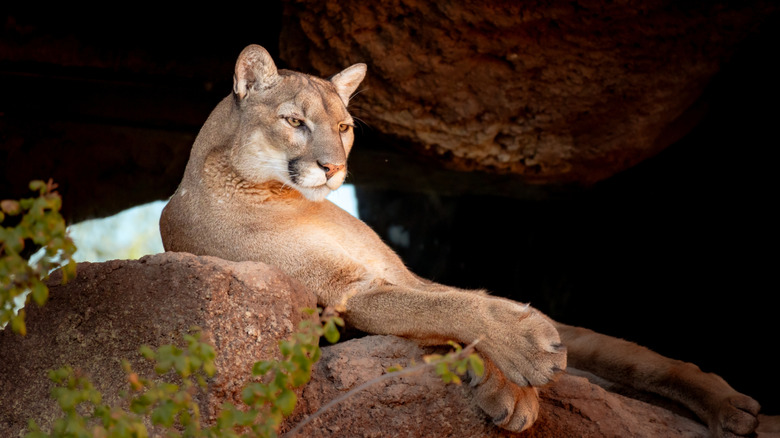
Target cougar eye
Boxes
[339,123,352,133]
[286,117,303,128]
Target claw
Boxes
[505,414,529,432]
[468,367,486,387]
[492,409,509,425]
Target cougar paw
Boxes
[481,300,567,387]
[468,356,541,432]
[711,393,761,438]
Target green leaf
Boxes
[242,382,265,405]
[31,280,48,306]
[469,354,485,377]
[154,345,180,374]
[323,319,340,344]
[48,366,72,384]
[276,388,297,416]
[56,389,78,411]
[139,345,155,360]
[24,419,48,438]
[252,360,274,376]
[232,406,259,427]
[435,362,451,381]
[290,365,312,387]
[151,400,176,427]
[217,403,237,429]
[173,354,190,377]
[455,360,468,375]
[423,354,442,364]
[61,260,77,284]
[28,180,46,192]
[310,345,322,364]
[203,359,216,377]
[11,311,26,335]
[279,340,293,357]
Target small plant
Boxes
[26,329,217,438]
[215,308,343,437]
[1,179,77,335]
[26,310,344,438]
[421,340,485,385]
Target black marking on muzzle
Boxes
[287,158,301,184]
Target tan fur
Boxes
[160,44,760,436]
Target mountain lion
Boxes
[160,44,760,437]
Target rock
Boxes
[0,253,765,437]
[282,335,709,437]
[0,252,317,436]
[280,0,776,184]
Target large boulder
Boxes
[280,0,777,184]
[283,335,710,437]
[0,252,317,435]
[3,252,766,437]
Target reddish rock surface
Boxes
[283,335,710,437]
[0,252,317,436]
[280,0,776,184]
[4,253,770,437]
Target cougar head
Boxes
[229,44,366,201]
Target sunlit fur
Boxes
[161,45,761,437]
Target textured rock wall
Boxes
[280,0,776,184]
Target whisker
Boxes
[348,87,368,104]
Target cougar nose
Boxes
[318,162,345,180]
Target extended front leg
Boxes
[556,322,760,437]
[341,285,566,432]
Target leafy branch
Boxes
[1,179,77,334]
[26,309,344,438]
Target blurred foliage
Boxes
[1,179,77,335]
[231,308,343,437]
[422,340,484,385]
[26,329,216,438]
[26,310,344,438]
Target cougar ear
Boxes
[330,63,367,106]
[233,44,279,100]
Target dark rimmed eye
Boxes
[286,117,303,127]
[339,123,351,133]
